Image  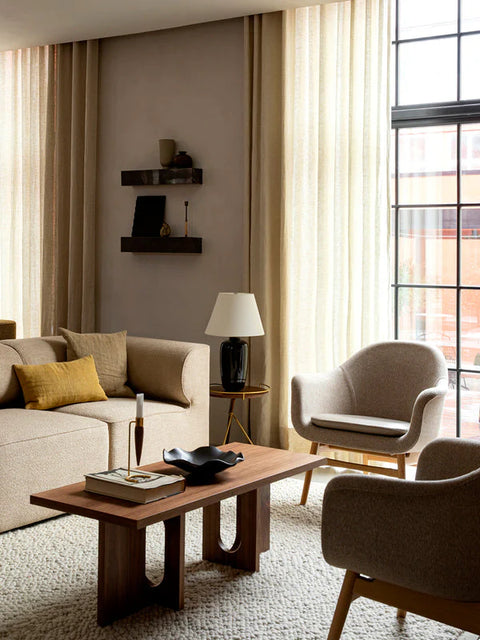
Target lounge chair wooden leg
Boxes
[327,570,358,640]
[397,608,407,619]
[300,442,319,505]
[397,454,406,479]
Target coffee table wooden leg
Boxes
[97,514,185,626]
[202,485,270,572]
[155,513,185,610]
[97,521,148,626]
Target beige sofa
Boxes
[0,335,209,532]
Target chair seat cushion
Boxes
[311,413,409,437]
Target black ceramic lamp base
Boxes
[220,337,248,392]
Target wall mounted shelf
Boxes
[121,236,202,253]
[121,168,203,186]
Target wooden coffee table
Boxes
[31,443,323,626]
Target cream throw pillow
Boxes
[14,355,108,410]
[59,328,135,398]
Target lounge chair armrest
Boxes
[404,381,448,451]
[291,369,353,432]
[321,471,480,600]
[416,437,480,480]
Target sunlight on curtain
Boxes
[283,0,392,449]
[0,47,52,338]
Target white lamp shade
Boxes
[205,292,265,337]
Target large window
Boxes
[391,0,480,437]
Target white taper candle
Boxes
[136,393,144,419]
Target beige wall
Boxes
[96,19,245,443]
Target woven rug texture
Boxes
[0,478,465,640]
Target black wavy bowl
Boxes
[163,445,244,477]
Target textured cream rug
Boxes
[0,479,465,640]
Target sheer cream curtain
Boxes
[0,47,53,338]
[246,0,392,449]
[284,1,392,449]
[0,41,98,338]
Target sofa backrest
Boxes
[0,337,67,406]
[0,344,23,405]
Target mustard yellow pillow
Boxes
[14,355,108,410]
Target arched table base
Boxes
[97,515,185,626]
[202,485,270,571]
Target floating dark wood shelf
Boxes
[121,168,203,185]
[121,236,202,253]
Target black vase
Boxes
[220,338,248,392]
[172,151,193,168]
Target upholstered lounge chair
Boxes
[322,437,480,638]
[291,341,448,504]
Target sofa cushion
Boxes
[55,398,189,468]
[14,355,108,410]
[54,396,185,422]
[60,328,134,398]
[0,407,106,446]
[0,408,108,533]
[311,413,409,437]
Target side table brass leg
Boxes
[222,399,236,445]
[231,413,254,445]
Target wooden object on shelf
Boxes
[121,168,203,186]
[121,237,202,254]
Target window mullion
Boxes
[456,121,462,437]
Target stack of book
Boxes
[85,468,185,504]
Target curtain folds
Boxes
[286,2,392,380]
[0,46,53,337]
[245,0,392,448]
[42,40,99,335]
[244,13,288,448]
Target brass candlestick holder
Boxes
[125,418,151,483]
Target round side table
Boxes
[210,384,270,445]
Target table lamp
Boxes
[205,292,264,392]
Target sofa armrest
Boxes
[291,368,353,435]
[126,336,210,407]
[416,437,480,480]
[321,470,480,601]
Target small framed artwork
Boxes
[131,196,166,237]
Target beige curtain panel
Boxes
[244,13,287,448]
[245,0,392,449]
[42,40,99,335]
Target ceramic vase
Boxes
[172,151,193,168]
[159,139,175,168]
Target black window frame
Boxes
[391,0,480,437]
